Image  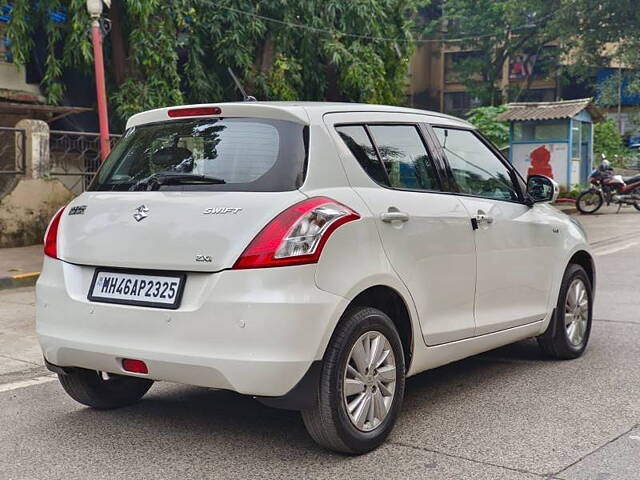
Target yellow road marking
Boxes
[10,272,40,280]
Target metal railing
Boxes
[49,130,121,194]
[0,127,26,175]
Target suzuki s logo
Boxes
[133,205,149,222]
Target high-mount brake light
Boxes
[44,206,66,259]
[233,197,360,269]
[167,106,221,118]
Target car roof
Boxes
[126,101,473,129]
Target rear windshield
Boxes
[89,118,307,192]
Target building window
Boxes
[443,92,482,116]
[513,121,568,142]
[445,51,482,84]
[511,88,556,103]
[509,46,558,80]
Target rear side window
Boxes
[336,123,440,191]
[335,126,389,186]
[89,118,307,192]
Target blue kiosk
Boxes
[497,98,602,190]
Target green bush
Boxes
[594,119,631,168]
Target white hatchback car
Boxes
[37,102,594,454]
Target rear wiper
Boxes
[130,173,226,190]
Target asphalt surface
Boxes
[1,205,639,479]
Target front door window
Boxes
[433,128,519,201]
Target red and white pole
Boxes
[87,0,110,162]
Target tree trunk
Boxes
[109,0,128,86]
[325,63,341,101]
[256,33,275,74]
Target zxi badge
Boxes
[68,205,87,216]
[133,205,149,222]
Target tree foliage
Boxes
[424,0,640,109]
[7,0,419,126]
[593,118,630,167]
[424,0,564,106]
[466,105,509,148]
[554,0,640,72]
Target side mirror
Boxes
[527,175,559,204]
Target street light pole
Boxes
[86,0,111,162]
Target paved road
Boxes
[1,207,639,479]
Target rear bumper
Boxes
[36,258,347,398]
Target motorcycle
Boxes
[576,165,640,214]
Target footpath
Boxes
[0,245,43,290]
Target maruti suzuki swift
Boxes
[37,102,594,454]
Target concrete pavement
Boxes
[0,245,42,290]
[0,208,639,479]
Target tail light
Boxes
[44,206,66,259]
[233,197,360,269]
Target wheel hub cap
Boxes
[565,278,589,346]
[343,331,396,432]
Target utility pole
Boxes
[86,0,111,162]
[617,65,623,134]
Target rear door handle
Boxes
[380,211,410,223]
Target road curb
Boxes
[554,205,577,215]
[0,272,40,291]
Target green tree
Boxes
[554,0,640,122]
[466,105,509,147]
[593,118,630,167]
[424,0,564,106]
[554,0,640,72]
[7,0,420,126]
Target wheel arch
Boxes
[257,284,416,411]
[568,250,596,292]
[342,285,414,371]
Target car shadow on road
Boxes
[47,339,548,460]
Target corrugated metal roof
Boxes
[496,98,603,122]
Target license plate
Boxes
[88,269,186,309]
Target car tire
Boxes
[537,264,593,359]
[58,368,153,410]
[301,306,405,454]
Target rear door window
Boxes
[336,123,440,191]
[368,125,440,191]
[90,118,307,192]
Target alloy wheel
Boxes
[564,278,589,346]
[343,331,396,432]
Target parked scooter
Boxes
[576,159,640,214]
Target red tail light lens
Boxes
[233,197,360,269]
[44,206,66,259]
[167,106,221,117]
